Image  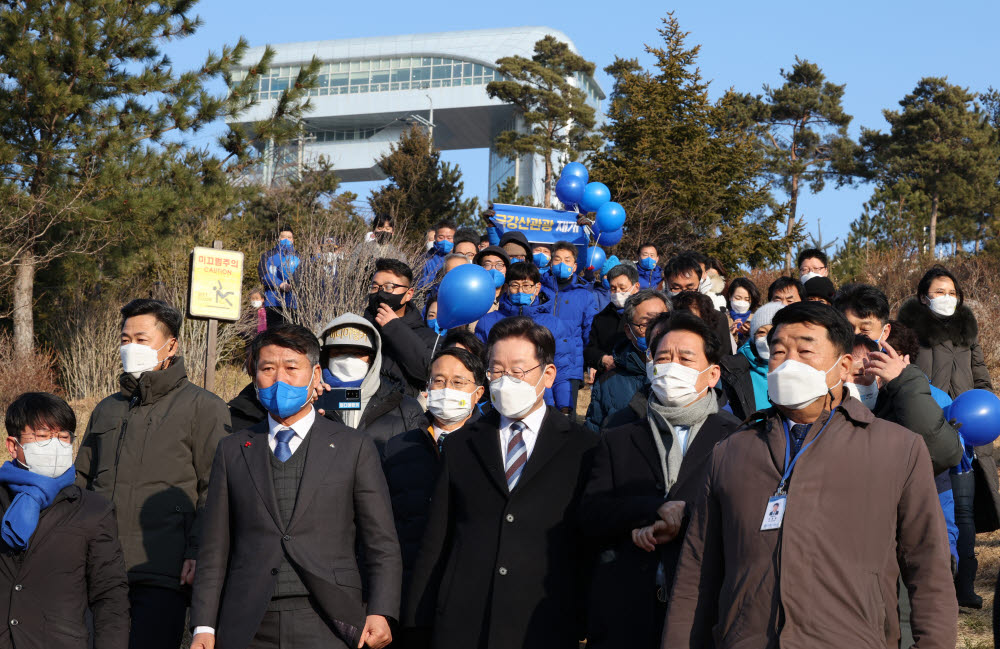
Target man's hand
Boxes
[585,367,597,385]
[180,559,196,585]
[313,380,333,415]
[358,615,392,649]
[865,341,907,384]
[278,281,290,292]
[374,303,400,327]
[191,632,215,649]
[601,355,615,371]
[631,520,681,551]
[656,500,686,537]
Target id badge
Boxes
[760,495,786,531]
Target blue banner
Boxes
[489,203,589,247]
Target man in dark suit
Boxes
[191,324,401,649]
[579,312,742,648]
[405,316,598,649]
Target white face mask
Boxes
[611,291,631,309]
[120,340,171,378]
[489,371,546,420]
[647,362,712,408]
[427,388,476,425]
[19,440,74,479]
[731,300,751,314]
[846,380,879,410]
[767,357,843,410]
[251,300,263,309]
[754,337,770,360]
[698,275,713,295]
[425,240,435,252]
[928,295,958,317]
[327,354,369,382]
[800,271,821,284]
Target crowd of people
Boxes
[3,214,998,649]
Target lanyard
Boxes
[777,413,835,495]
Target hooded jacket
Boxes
[316,313,425,456]
[257,242,300,309]
[541,273,600,382]
[74,358,231,590]
[228,383,267,433]
[363,302,440,396]
[719,340,771,420]
[637,263,663,290]
[585,338,649,432]
[474,291,574,409]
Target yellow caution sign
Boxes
[189,246,245,321]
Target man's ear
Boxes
[707,364,722,388]
[472,385,485,404]
[883,323,892,340]
[542,362,557,390]
[402,287,414,305]
[836,353,854,383]
[6,437,18,461]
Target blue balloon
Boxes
[595,201,626,232]
[595,227,624,246]
[555,175,585,208]
[436,264,497,329]
[579,182,611,213]
[948,389,1000,446]
[560,161,589,183]
[584,246,606,272]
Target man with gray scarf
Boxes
[578,311,741,649]
[315,313,424,456]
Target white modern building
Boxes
[229,27,605,204]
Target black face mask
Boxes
[369,290,406,314]
[375,231,392,244]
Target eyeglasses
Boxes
[486,364,542,381]
[628,313,665,333]
[20,430,73,445]
[480,260,505,271]
[428,377,477,391]
[507,282,537,292]
[369,282,410,294]
[799,265,826,274]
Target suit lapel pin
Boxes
[329,443,336,448]
[244,441,252,448]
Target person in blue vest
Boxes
[636,242,663,290]
[257,227,301,329]
[416,220,456,288]
[475,262,574,412]
[541,241,601,418]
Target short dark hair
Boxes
[917,264,964,307]
[852,334,879,354]
[768,301,855,356]
[374,257,414,284]
[248,324,320,374]
[607,263,639,285]
[725,277,761,311]
[486,316,555,368]
[278,225,294,234]
[442,329,486,362]
[479,234,490,244]
[663,255,702,282]
[551,240,578,259]
[886,320,920,361]
[767,276,805,301]
[373,215,394,229]
[648,311,723,365]
[797,248,829,269]
[506,261,542,284]
[638,242,659,255]
[671,291,722,331]
[432,347,487,387]
[120,298,182,339]
[454,228,479,249]
[679,250,708,269]
[5,392,76,440]
[833,283,890,325]
[434,219,457,232]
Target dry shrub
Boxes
[0,331,61,428]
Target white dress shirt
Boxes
[498,404,547,462]
[192,408,318,637]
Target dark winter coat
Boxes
[541,273,600,382]
[585,338,648,432]
[228,383,266,433]
[0,484,129,649]
[74,358,231,590]
[316,379,425,457]
[719,353,756,421]
[579,408,741,649]
[897,297,1000,531]
[364,303,441,396]
[584,302,626,372]
[405,408,598,649]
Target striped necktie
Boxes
[504,421,527,491]
[437,432,448,455]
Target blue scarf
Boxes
[321,368,363,388]
[0,462,76,550]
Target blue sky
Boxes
[167,0,999,252]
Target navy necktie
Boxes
[789,423,810,459]
[274,428,295,462]
[437,432,448,455]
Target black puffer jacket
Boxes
[718,353,756,421]
[228,383,266,433]
[364,303,440,397]
[316,379,425,457]
[584,302,625,372]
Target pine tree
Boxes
[486,35,603,208]
[589,13,783,269]
[368,126,479,238]
[732,58,856,270]
[859,78,999,254]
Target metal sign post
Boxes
[189,240,244,392]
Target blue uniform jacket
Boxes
[257,244,300,308]
[637,263,663,290]
[541,273,600,383]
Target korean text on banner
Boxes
[489,203,589,247]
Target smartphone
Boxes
[328,388,362,410]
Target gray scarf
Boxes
[646,392,718,493]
